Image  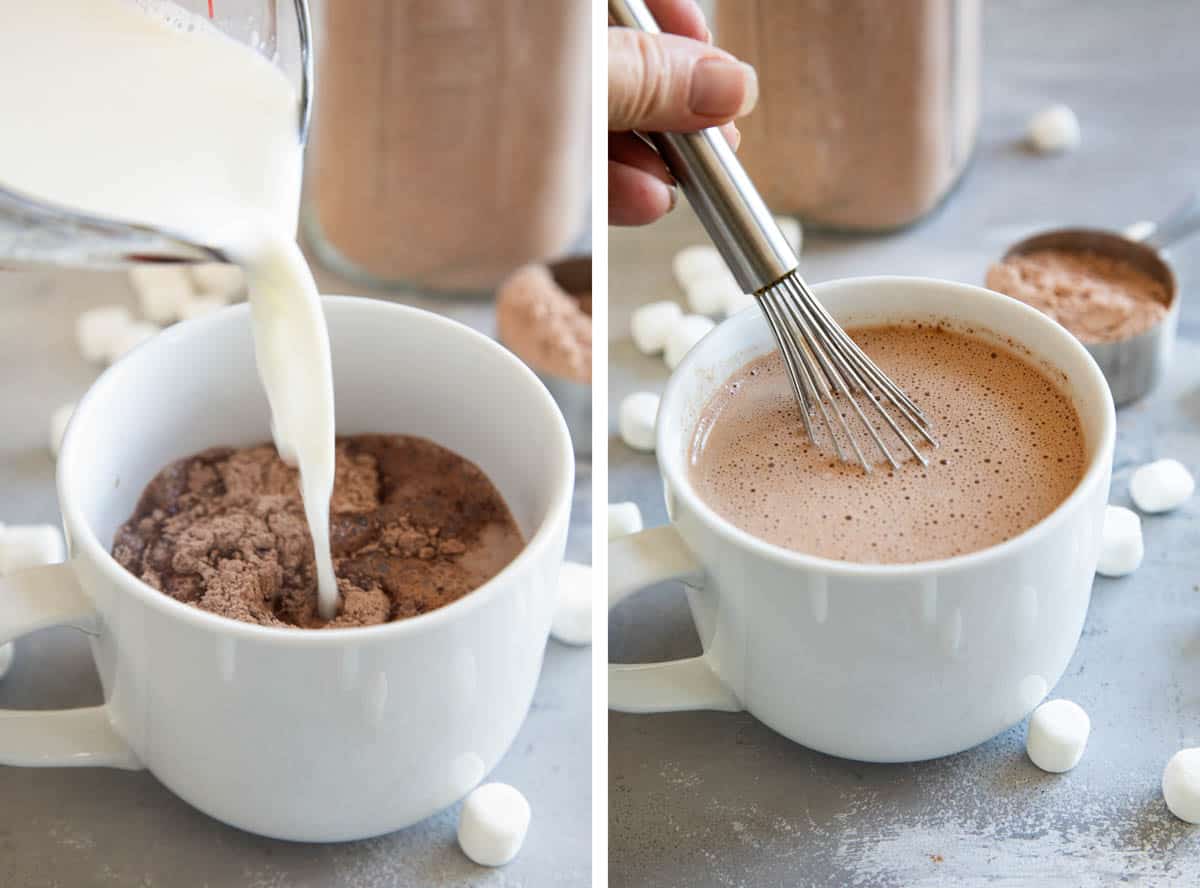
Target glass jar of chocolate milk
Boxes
[302,0,590,293]
[715,0,981,231]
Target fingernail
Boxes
[690,59,758,119]
[724,123,741,151]
[666,185,679,213]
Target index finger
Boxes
[644,0,710,42]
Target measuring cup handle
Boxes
[1144,190,1200,252]
[609,526,742,714]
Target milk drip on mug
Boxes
[302,0,591,293]
[715,0,982,230]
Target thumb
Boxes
[608,29,757,133]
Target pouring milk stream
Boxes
[0,0,340,618]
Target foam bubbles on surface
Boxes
[687,324,1088,563]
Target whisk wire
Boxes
[777,278,903,471]
[795,294,935,464]
[760,294,848,464]
[759,273,939,470]
[763,287,868,469]
[757,295,817,444]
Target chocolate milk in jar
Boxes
[303,1,589,293]
[715,0,981,231]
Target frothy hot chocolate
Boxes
[688,324,1086,563]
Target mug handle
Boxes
[609,526,741,713]
[0,562,141,769]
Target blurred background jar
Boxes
[302,0,590,294]
[714,0,981,231]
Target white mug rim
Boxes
[57,295,575,646]
[657,275,1117,579]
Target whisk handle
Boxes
[609,0,797,293]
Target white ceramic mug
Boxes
[0,296,574,841]
[610,277,1115,763]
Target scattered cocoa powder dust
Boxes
[496,263,591,384]
[112,435,524,628]
[986,248,1169,343]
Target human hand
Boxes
[609,0,757,226]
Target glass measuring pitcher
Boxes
[0,0,312,270]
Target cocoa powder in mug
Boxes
[113,435,523,628]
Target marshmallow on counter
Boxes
[630,300,683,355]
[1123,220,1157,243]
[1027,104,1081,154]
[686,275,740,317]
[672,245,735,293]
[663,314,716,370]
[48,402,76,458]
[129,264,193,324]
[457,782,531,867]
[618,391,659,453]
[723,291,758,318]
[775,215,803,253]
[76,305,134,363]
[190,262,245,296]
[551,561,592,646]
[1026,698,1090,773]
[179,296,228,322]
[1096,505,1143,577]
[1130,459,1194,513]
[105,320,161,364]
[0,524,66,576]
[1163,748,1200,824]
[608,502,644,539]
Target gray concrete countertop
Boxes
[609,1,1200,885]
[0,258,591,886]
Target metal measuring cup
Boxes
[0,0,312,271]
[1000,193,1200,405]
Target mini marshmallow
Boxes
[775,215,803,253]
[1026,698,1090,773]
[619,391,659,452]
[1096,505,1143,577]
[1124,220,1157,242]
[686,275,740,317]
[1163,748,1200,824]
[664,314,716,370]
[1130,459,1194,513]
[551,561,592,646]
[48,402,75,458]
[190,262,245,296]
[129,264,193,324]
[608,502,644,539]
[105,320,161,364]
[673,245,735,293]
[0,642,12,681]
[630,300,683,355]
[0,524,66,575]
[179,296,227,322]
[76,305,133,363]
[1027,104,1081,154]
[457,782,531,868]
[723,291,758,318]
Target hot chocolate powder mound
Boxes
[112,435,524,628]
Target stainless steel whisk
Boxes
[610,0,937,471]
